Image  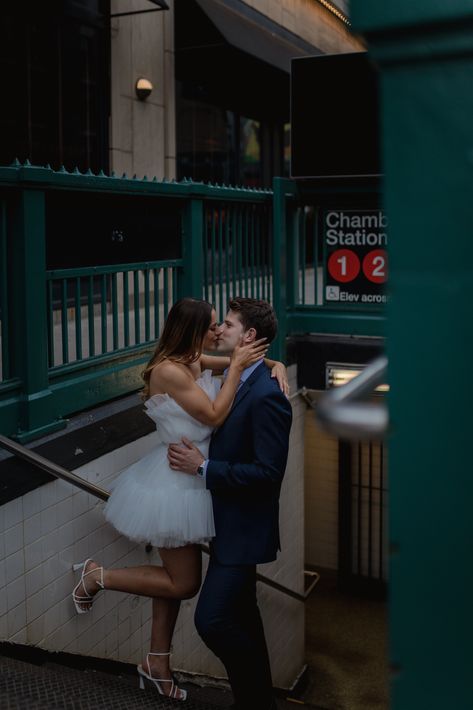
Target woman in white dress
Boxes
[71,298,287,701]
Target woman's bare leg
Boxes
[141,597,182,697]
[76,545,202,601]
[74,546,201,699]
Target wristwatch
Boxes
[196,462,206,477]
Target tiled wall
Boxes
[304,400,340,570]
[304,399,389,577]
[0,366,305,690]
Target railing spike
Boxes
[59,165,68,173]
[122,172,128,179]
[45,163,53,170]
[10,158,21,167]
[152,176,158,182]
[85,168,94,176]
[23,158,32,166]
[73,167,81,175]
[132,173,138,180]
[111,171,116,177]
[98,169,106,177]
[142,175,148,181]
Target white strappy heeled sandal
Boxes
[71,558,104,614]
[137,651,187,701]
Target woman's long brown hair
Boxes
[141,298,212,400]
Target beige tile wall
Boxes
[304,399,340,570]
[0,366,305,689]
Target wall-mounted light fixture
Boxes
[326,362,389,393]
[135,78,153,101]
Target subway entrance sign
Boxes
[323,209,387,306]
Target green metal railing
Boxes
[46,260,180,369]
[202,201,273,317]
[0,163,385,441]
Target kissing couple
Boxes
[71,296,292,710]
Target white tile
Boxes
[25,566,43,598]
[56,497,73,527]
[57,520,75,549]
[55,479,73,503]
[41,530,60,561]
[73,512,91,542]
[73,538,89,565]
[26,589,44,623]
[24,512,42,546]
[42,554,61,586]
[72,492,90,518]
[43,605,62,637]
[24,539,43,572]
[5,550,24,584]
[22,489,42,519]
[7,601,26,637]
[4,499,22,530]
[0,586,6,617]
[7,576,25,611]
[26,615,45,645]
[58,545,75,571]
[57,597,73,627]
[41,506,57,536]
[5,523,24,557]
[41,483,58,510]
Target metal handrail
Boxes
[0,434,317,602]
[0,434,109,501]
[315,355,389,441]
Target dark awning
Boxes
[195,0,322,73]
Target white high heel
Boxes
[137,651,187,701]
[71,558,104,614]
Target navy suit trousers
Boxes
[195,556,277,710]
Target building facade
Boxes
[1,0,363,184]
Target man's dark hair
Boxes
[228,297,278,344]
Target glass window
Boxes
[0,1,109,171]
[239,117,261,187]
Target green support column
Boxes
[350,3,473,709]
[10,189,64,440]
[178,199,204,300]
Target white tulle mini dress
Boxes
[103,370,219,548]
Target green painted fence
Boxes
[0,163,385,441]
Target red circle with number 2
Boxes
[328,249,360,283]
[363,249,388,283]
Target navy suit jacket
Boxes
[206,362,292,565]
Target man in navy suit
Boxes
[168,298,292,709]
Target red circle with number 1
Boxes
[327,249,360,283]
[363,249,388,283]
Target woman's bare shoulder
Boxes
[150,360,193,391]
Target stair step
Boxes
[0,655,221,709]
